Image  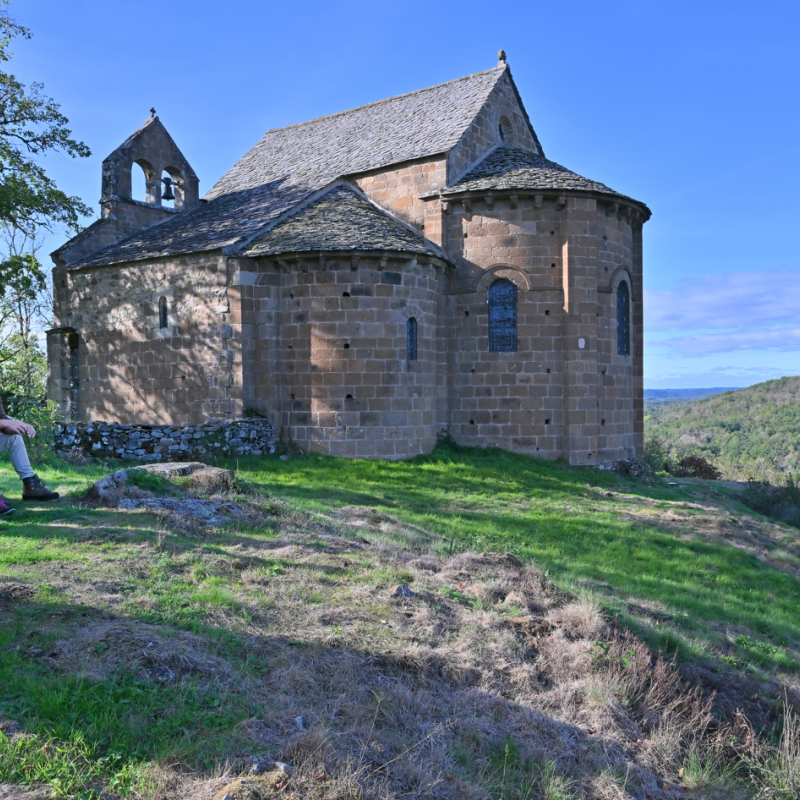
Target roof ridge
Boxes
[256,66,506,136]
[104,114,160,160]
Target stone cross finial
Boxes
[498,50,507,66]
[149,107,156,117]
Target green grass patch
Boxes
[0,615,262,797]
[224,443,800,676]
[1,444,799,795]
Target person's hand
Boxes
[0,419,36,437]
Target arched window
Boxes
[130,158,156,204]
[488,279,518,352]
[406,317,418,361]
[158,295,169,329]
[131,162,148,202]
[498,116,512,146]
[617,281,630,355]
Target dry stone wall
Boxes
[54,418,275,460]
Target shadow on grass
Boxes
[0,592,671,799]
[225,448,800,679]
[3,445,800,706]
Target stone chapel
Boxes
[48,55,650,464]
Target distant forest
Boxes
[644,376,800,479]
[643,387,740,403]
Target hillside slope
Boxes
[645,376,800,473]
[2,449,800,798]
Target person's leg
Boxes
[0,432,34,480]
[0,432,58,501]
[0,434,23,514]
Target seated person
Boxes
[0,402,59,515]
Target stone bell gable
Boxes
[51,113,199,271]
[50,56,651,464]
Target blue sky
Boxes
[12,0,800,389]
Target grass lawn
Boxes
[230,444,800,678]
[0,444,798,798]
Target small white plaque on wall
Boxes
[578,338,586,349]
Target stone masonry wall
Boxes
[354,157,447,233]
[50,195,641,464]
[49,251,243,424]
[442,192,640,463]
[241,253,449,459]
[447,71,541,184]
[54,418,275,461]
[595,208,639,463]
[232,260,281,430]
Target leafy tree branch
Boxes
[0,2,91,241]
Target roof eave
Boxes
[66,246,227,272]
[421,185,651,220]
[244,247,454,268]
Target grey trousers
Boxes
[0,433,34,480]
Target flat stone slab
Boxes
[137,462,207,478]
[90,462,235,503]
[118,497,244,526]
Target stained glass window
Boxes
[407,317,417,361]
[488,279,518,352]
[617,281,630,355]
[159,296,168,329]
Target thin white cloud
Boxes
[647,326,800,357]
[645,271,800,332]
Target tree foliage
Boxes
[0,232,57,457]
[0,250,44,299]
[0,232,49,398]
[0,3,91,239]
[0,5,87,450]
[0,1,27,62]
[645,377,800,480]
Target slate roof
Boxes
[68,67,508,269]
[243,184,442,258]
[438,147,647,210]
[206,66,508,201]
[68,181,311,269]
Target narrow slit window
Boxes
[488,279,518,352]
[158,295,169,329]
[617,280,630,355]
[406,317,418,361]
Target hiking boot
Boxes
[21,474,59,501]
[0,496,15,516]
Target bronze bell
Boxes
[161,176,175,201]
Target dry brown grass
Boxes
[4,480,775,799]
[11,532,756,799]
